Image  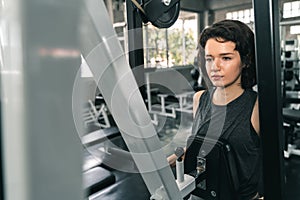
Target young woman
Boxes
[168,20,263,199]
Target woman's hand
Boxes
[167,154,177,167]
[167,148,186,167]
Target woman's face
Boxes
[204,38,243,88]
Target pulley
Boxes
[131,0,180,28]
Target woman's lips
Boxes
[211,75,223,81]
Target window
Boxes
[143,11,198,68]
[283,1,300,18]
[290,25,300,34]
[226,8,254,25]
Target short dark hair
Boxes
[198,19,256,89]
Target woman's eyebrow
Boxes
[219,52,235,56]
[205,52,235,57]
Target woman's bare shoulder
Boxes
[193,90,206,102]
[193,90,206,117]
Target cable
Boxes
[130,0,145,14]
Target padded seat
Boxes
[83,167,116,196]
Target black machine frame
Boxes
[253,0,285,199]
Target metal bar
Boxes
[0,102,3,200]
[81,0,182,199]
[126,0,147,105]
[1,0,83,199]
[126,0,145,84]
[280,19,300,26]
[252,0,285,199]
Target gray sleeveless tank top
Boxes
[191,88,261,199]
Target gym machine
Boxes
[79,0,195,199]
[0,0,285,199]
[1,0,83,199]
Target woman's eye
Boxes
[205,58,212,62]
[223,57,231,61]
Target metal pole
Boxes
[126,0,147,100]
[252,0,285,199]
[166,28,169,67]
[182,19,186,65]
[1,0,83,199]
[126,0,145,83]
[105,0,114,22]
[145,24,150,68]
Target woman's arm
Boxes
[193,90,205,118]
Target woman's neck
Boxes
[213,85,244,105]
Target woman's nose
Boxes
[210,59,221,71]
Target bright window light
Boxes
[290,25,300,34]
[225,8,254,24]
[283,1,300,18]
